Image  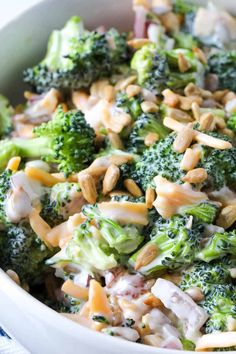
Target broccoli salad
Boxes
[2,0,236,351]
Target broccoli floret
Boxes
[179,202,219,224]
[0,169,12,224]
[131,45,205,94]
[197,230,236,262]
[40,182,82,226]
[173,0,197,15]
[7,107,95,176]
[203,284,236,333]
[0,222,51,284]
[0,94,13,137]
[132,133,184,190]
[59,293,82,314]
[24,16,130,93]
[180,261,236,334]
[130,215,203,276]
[208,51,236,92]
[127,113,169,154]
[173,32,198,50]
[82,204,144,254]
[47,221,117,274]
[200,138,236,191]
[180,261,232,295]
[227,113,236,133]
[116,92,143,121]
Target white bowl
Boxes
[1,1,236,353]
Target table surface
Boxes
[0,0,41,28]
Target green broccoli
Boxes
[227,113,236,133]
[179,202,219,224]
[131,133,184,190]
[203,284,236,333]
[180,261,233,295]
[0,107,95,175]
[130,215,203,276]
[47,221,117,274]
[127,113,169,154]
[0,222,51,284]
[24,16,130,93]
[0,169,12,225]
[0,94,13,137]
[208,51,236,92]
[180,261,236,334]
[116,91,143,121]
[200,137,236,191]
[40,182,82,226]
[173,32,198,50]
[131,45,205,94]
[197,230,236,262]
[0,140,19,171]
[82,204,144,254]
[173,0,197,15]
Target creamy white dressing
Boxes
[106,273,145,298]
[152,278,209,341]
[103,326,140,342]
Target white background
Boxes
[0,0,41,28]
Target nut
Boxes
[217,205,236,229]
[162,89,179,107]
[167,107,193,123]
[6,269,21,286]
[144,132,159,147]
[145,188,156,209]
[124,179,143,197]
[114,75,137,92]
[126,84,141,98]
[182,168,208,184]
[180,148,201,171]
[173,125,195,153]
[199,112,214,131]
[179,96,203,111]
[214,116,226,129]
[213,90,229,102]
[103,164,120,195]
[127,38,151,49]
[178,53,190,73]
[141,101,159,113]
[191,102,200,121]
[135,243,159,270]
[192,47,207,64]
[222,91,236,105]
[78,173,98,204]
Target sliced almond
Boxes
[184,83,212,98]
[178,53,190,73]
[173,125,194,153]
[222,91,236,105]
[103,85,115,102]
[103,164,120,195]
[219,128,234,139]
[180,148,201,171]
[168,107,193,123]
[78,173,97,204]
[124,179,143,197]
[6,269,21,286]
[135,243,159,270]
[217,205,236,229]
[145,187,156,209]
[213,89,229,102]
[214,116,226,129]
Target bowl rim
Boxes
[0,269,219,354]
[0,0,235,353]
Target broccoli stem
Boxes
[13,137,53,159]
